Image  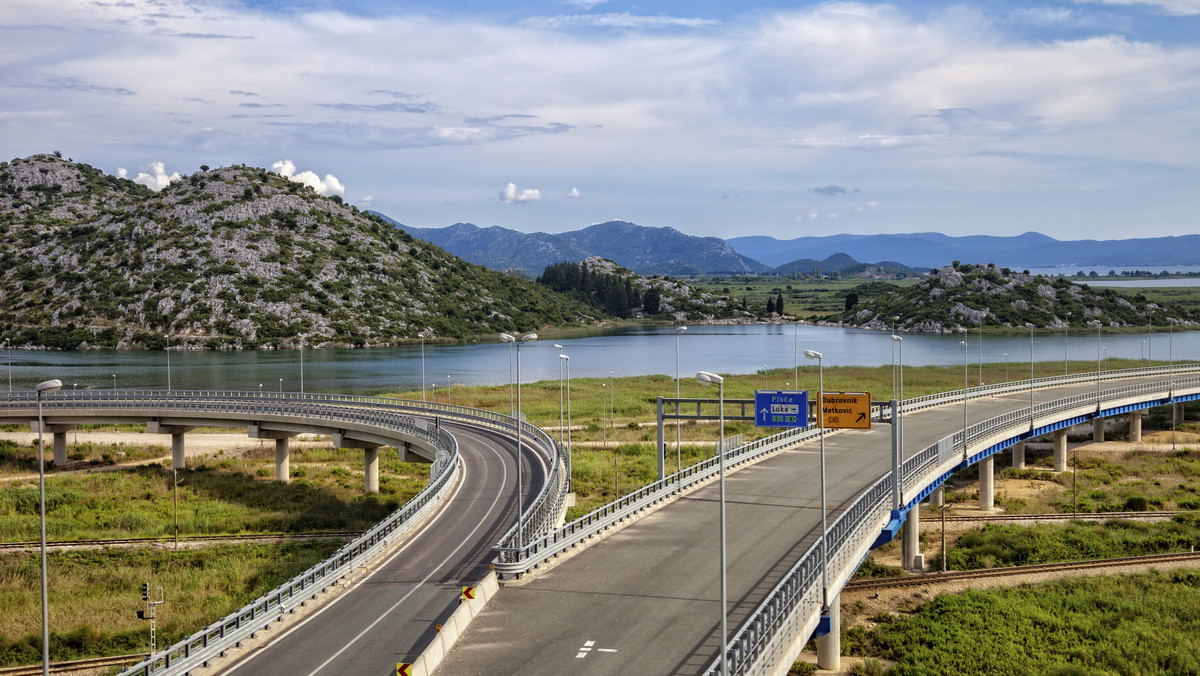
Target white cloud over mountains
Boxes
[271,160,346,196]
[4,0,1200,239]
[117,162,179,191]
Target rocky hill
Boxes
[0,154,591,349]
[840,262,1196,332]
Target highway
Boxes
[434,376,1187,675]
[219,421,546,675]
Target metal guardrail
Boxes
[703,363,1200,676]
[0,389,568,676]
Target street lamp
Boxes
[675,326,687,478]
[421,336,426,402]
[1064,312,1071,375]
[37,378,62,676]
[165,334,171,391]
[446,375,451,405]
[555,345,565,451]
[560,353,571,488]
[1141,340,1146,369]
[1003,353,1009,382]
[960,332,969,459]
[609,370,615,434]
[892,335,903,465]
[695,370,727,676]
[601,383,607,446]
[891,316,899,400]
[112,374,116,390]
[978,316,983,386]
[4,339,11,392]
[803,350,832,628]
[278,378,282,393]
[500,332,537,553]
[258,383,263,393]
[299,334,304,394]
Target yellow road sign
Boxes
[396,663,412,676]
[819,391,871,429]
[461,586,475,601]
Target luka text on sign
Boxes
[819,391,871,429]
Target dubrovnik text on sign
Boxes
[819,391,871,429]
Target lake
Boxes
[5,324,1197,395]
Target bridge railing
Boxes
[706,365,1198,675]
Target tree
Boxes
[776,293,785,315]
[766,296,776,314]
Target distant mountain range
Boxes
[372,215,920,277]
[728,232,1200,270]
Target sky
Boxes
[3,0,1199,242]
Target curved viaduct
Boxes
[4,366,1198,676]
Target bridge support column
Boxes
[1054,430,1068,472]
[1012,441,1025,469]
[275,437,291,483]
[1130,411,1142,442]
[902,507,921,572]
[147,421,196,469]
[816,592,840,671]
[1177,402,1186,422]
[364,447,380,494]
[1092,417,1105,443]
[930,486,944,509]
[979,456,994,513]
[172,433,186,469]
[53,432,67,466]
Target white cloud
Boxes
[566,187,581,198]
[498,182,542,203]
[117,162,180,191]
[1072,0,1200,16]
[521,13,720,29]
[827,212,839,219]
[271,160,346,196]
[359,194,374,208]
[808,211,819,220]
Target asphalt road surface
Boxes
[434,378,1155,675]
[222,421,546,676]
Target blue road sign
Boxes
[754,390,809,428]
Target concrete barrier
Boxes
[407,571,500,676]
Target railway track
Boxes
[940,510,1191,525]
[0,531,361,552]
[844,551,1200,593]
[0,653,147,675]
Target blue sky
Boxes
[3,0,1199,243]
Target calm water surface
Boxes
[5,324,1198,395]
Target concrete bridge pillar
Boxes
[1177,402,1186,422]
[1130,411,1143,442]
[364,447,380,494]
[53,432,67,465]
[248,424,300,482]
[1092,417,1105,443]
[816,592,841,671]
[1011,441,1025,469]
[275,437,291,483]
[1054,429,1068,472]
[172,433,186,469]
[930,486,944,508]
[979,456,994,512]
[147,421,195,469]
[902,507,921,572]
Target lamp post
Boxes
[609,370,615,433]
[1029,325,1035,429]
[960,331,968,458]
[5,340,11,392]
[695,370,727,676]
[763,364,767,390]
[446,375,451,405]
[803,350,831,625]
[421,336,426,402]
[978,316,983,386]
[555,345,565,451]
[560,353,571,488]
[1004,353,1009,382]
[1064,312,1071,375]
[112,374,116,391]
[1141,339,1146,369]
[500,332,537,553]
[892,335,903,464]
[675,327,687,477]
[37,378,62,676]
[278,378,282,393]
[299,334,304,394]
[601,383,607,446]
[1148,311,1153,369]
[891,316,899,400]
[165,334,171,391]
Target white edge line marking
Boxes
[225,430,509,676]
